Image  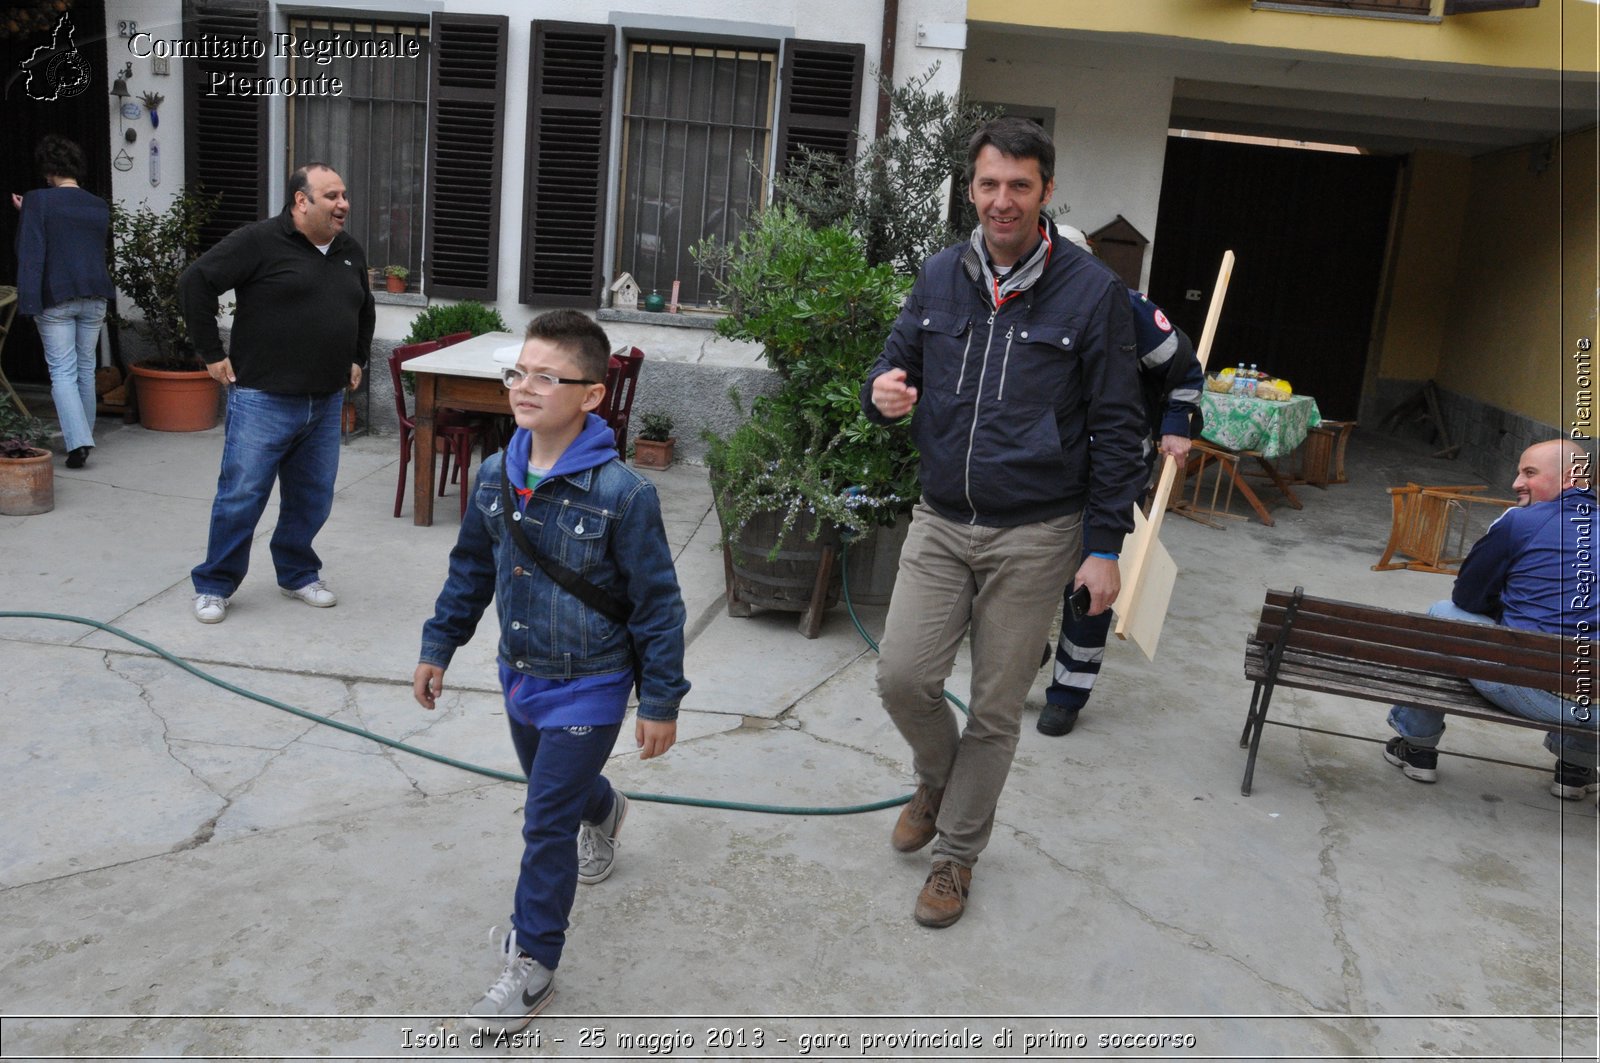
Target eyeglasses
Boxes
[500,367,601,392]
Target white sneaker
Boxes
[577,790,629,885]
[193,594,229,624]
[281,580,337,608]
[464,928,553,1035]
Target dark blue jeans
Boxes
[506,719,621,970]
[191,386,342,597]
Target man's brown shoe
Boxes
[891,784,944,852]
[914,860,972,928]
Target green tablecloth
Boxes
[1200,392,1322,460]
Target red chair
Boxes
[598,346,644,453]
[437,331,473,347]
[389,341,484,519]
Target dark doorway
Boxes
[1,0,113,387]
[1147,136,1399,420]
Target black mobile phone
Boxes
[1068,584,1091,622]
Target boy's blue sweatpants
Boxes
[505,718,622,970]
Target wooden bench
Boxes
[1239,587,1583,795]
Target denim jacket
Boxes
[419,415,690,721]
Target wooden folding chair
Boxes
[0,286,28,416]
[1169,439,1248,529]
[1372,483,1514,574]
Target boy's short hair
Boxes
[964,116,1055,188]
[36,134,86,184]
[526,309,611,383]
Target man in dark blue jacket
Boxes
[862,118,1147,927]
[1386,438,1599,798]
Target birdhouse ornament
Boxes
[609,272,640,311]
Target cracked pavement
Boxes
[0,424,1594,1058]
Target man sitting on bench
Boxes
[1385,438,1598,799]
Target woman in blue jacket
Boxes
[13,135,116,468]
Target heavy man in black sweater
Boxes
[179,163,375,625]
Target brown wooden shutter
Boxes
[425,13,507,299]
[521,21,616,307]
[183,0,269,251]
[775,40,865,176]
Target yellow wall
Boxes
[1560,127,1598,440]
[1436,126,1595,428]
[1376,151,1471,382]
[972,0,1595,74]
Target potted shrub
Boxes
[695,206,916,632]
[632,411,675,469]
[0,408,54,515]
[402,300,508,345]
[398,300,510,395]
[109,188,225,431]
[384,265,410,293]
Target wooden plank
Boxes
[1252,628,1563,693]
[1243,641,1566,732]
[1253,612,1568,673]
[1259,592,1569,655]
[1115,249,1234,656]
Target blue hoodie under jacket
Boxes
[419,414,690,721]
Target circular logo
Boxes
[46,49,91,99]
[1153,308,1172,332]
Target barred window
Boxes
[286,18,430,286]
[616,43,777,307]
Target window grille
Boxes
[286,19,430,286]
[617,43,777,307]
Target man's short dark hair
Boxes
[964,117,1055,188]
[526,309,611,383]
[36,134,85,184]
[286,162,333,210]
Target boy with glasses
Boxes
[413,309,689,1032]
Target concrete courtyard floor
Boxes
[0,420,1595,1060]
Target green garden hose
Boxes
[0,546,969,816]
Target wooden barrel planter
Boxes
[129,363,222,432]
[838,516,909,608]
[722,507,843,639]
[0,448,55,515]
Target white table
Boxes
[406,332,520,526]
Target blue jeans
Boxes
[191,386,343,597]
[1388,600,1599,768]
[37,297,105,452]
[505,719,621,971]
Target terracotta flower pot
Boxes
[632,437,675,470]
[129,363,223,432]
[0,448,55,515]
[386,274,407,293]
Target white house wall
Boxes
[102,0,969,347]
[961,38,1173,292]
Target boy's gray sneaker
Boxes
[465,927,552,1035]
[577,790,629,885]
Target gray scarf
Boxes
[961,223,1053,310]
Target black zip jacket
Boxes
[178,209,375,395]
[862,220,1147,554]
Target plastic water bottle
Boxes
[1232,364,1247,396]
[1247,364,1260,397]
